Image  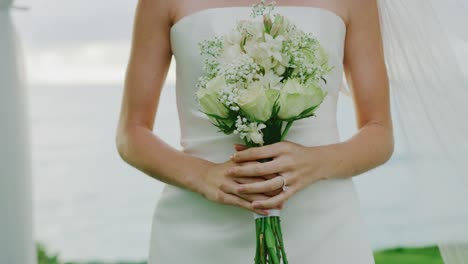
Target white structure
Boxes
[0,0,37,263]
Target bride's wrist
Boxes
[185,158,214,195]
[308,143,344,181]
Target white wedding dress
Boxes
[148,6,375,263]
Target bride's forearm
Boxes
[321,120,394,179]
[116,124,212,193]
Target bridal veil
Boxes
[364,0,468,263]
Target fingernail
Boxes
[263,210,270,215]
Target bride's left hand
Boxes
[228,141,332,210]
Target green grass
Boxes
[37,243,61,264]
[37,243,444,264]
[374,246,444,264]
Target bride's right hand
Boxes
[196,160,281,216]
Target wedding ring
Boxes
[280,174,289,191]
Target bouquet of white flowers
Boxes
[196,1,333,263]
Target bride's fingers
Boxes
[233,173,278,183]
[263,189,283,197]
[261,174,278,180]
[220,181,270,200]
[222,180,271,201]
[220,192,270,215]
[230,142,285,162]
[261,174,283,196]
[219,182,270,215]
[251,190,292,210]
[233,177,264,184]
[226,160,281,178]
[238,176,284,194]
[237,193,271,203]
[233,176,282,197]
[233,144,248,152]
[237,192,283,210]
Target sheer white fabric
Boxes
[0,1,36,263]
[375,0,468,263]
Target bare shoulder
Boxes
[169,0,205,26]
[343,0,384,59]
[133,0,172,29]
[346,0,380,25]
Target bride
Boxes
[116,0,467,263]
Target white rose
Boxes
[277,78,327,120]
[224,29,242,46]
[221,29,245,62]
[247,21,264,40]
[315,45,329,66]
[237,82,279,122]
[222,44,244,62]
[278,53,290,67]
[274,64,286,75]
[302,46,329,67]
[196,76,230,119]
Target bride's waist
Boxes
[180,124,340,163]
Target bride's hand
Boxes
[197,159,282,216]
[229,141,330,210]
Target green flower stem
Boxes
[255,219,261,263]
[265,218,280,264]
[276,217,289,264]
[280,121,294,141]
[260,219,266,264]
[263,121,283,145]
[271,217,282,262]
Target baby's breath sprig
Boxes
[195,76,210,90]
[198,36,223,57]
[250,0,278,18]
[219,55,261,84]
[219,84,241,111]
[196,36,224,89]
[282,30,333,83]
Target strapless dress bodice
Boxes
[170,7,347,162]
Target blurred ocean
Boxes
[28,82,426,262]
[29,83,173,262]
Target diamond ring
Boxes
[280,174,289,191]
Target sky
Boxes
[12,0,176,85]
[11,0,468,85]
